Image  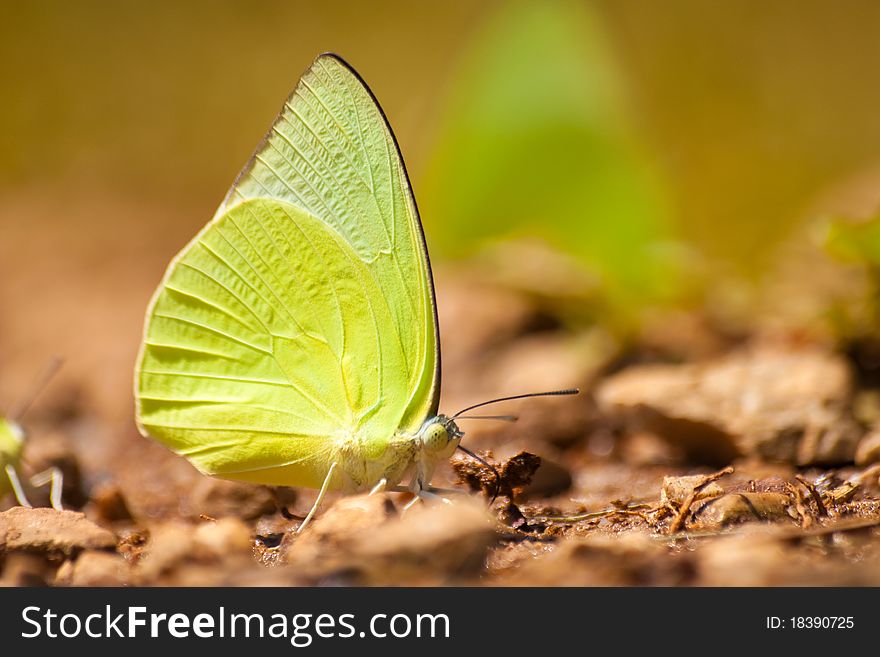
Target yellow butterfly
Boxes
[134,54,576,531]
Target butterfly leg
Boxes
[4,464,32,508]
[400,471,428,513]
[369,478,388,496]
[387,477,467,496]
[296,462,338,535]
[31,467,64,511]
[418,489,453,505]
[424,486,468,496]
[402,494,421,512]
[401,486,454,513]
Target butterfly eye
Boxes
[424,424,449,452]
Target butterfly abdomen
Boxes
[333,432,417,492]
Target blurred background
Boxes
[4,0,880,426]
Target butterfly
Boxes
[134,54,576,531]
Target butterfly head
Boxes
[418,415,463,458]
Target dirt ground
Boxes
[3,188,880,587]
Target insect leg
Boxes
[418,489,453,505]
[4,464,32,508]
[296,462,338,534]
[402,494,421,512]
[424,486,467,496]
[402,486,454,513]
[31,467,64,511]
[369,477,388,495]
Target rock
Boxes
[0,553,54,586]
[507,532,693,586]
[660,474,724,504]
[287,495,496,584]
[182,477,277,520]
[856,428,880,465]
[691,527,877,586]
[133,522,194,581]
[287,493,397,565]
[87,481,133,523]
[691,492,795,529]
[136,518,252,583]
[0,507,116,555]
[55,550,130,586]
[696,532,792,586]
[192,518,252,559]
[347,500,496,584]
[596,344,861,465]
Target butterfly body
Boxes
[212,424,414,493]
[222,415,461,494]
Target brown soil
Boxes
[3,189,880,586]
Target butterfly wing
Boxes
[135,54,440,488]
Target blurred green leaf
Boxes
[817,214,880,343]
[420,0,682,319]
[824,215,880,266]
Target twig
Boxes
[786,482,812,529]
[668,466,734,534]
[529,502,653,524]
[794,474,828,516]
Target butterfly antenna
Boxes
[451,388,579,420]
[456,444,501,504]
[9,357,63,421]
[454,414,519,422]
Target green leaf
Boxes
[420,0,681,317]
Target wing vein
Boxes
[152,312,272,355]
[163,283,259,335]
